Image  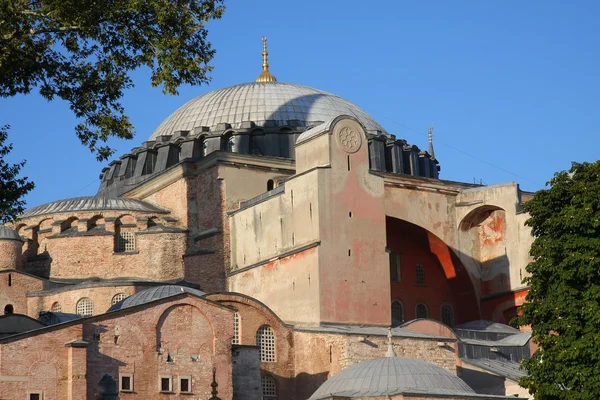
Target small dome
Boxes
[150,82,387,140]
[309,357,475,399]
[0,225,22,242]
[108,285,205,311]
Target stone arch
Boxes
[155,303,216,357]
[61,216,79,232]
[458,205,509,297]
[88,214,105,230]
[386,216,480,323]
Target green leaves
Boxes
[0,0,225,161]
[517,161,600,399]
[0,125,35,223]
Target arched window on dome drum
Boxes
[76,297,94,316]
[256,325,276,362]
[261,375,277,400]
[51,302,62,312]
[415,264,425,285]
[202,140,209,157]
[232,311,241,345]
[112,293,128,305]
[416,303,428,319]
[222,134,235,152]
[441,304,454,327]
[391,300,404,326]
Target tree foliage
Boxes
[0,125,34,223]
[0,0,225,160]
[517,161,600,399]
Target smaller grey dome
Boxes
[309,357,475,399]
[108,285,205,311]
[0,225,23,242]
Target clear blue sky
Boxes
[2,0,599,209]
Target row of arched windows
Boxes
[51,293,128,316]
[391,300,454,327]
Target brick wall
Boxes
[0,270,43,315]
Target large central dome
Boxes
[150,82,387,140]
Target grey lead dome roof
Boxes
[150,82,387,140]
[0,225,22,242]
[308,357,476,399]
[108,285,206,311]
[20,196,170,218]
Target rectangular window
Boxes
[28,393,42,400]
[116,231,136,252]
[160,376,172,393]
[389,251,401,282]
[416,264,425,286]
[180,376,191,393]
[120,375,133,392]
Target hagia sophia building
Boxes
[0,38,535,400]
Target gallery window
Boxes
[256,325,276,362]
[416,303,428,319]
[441,304,454,327]
[415,264,425,285]
[262,375,277,400]
[232,311,241,345]
[391,300,404,325]
[76,297,93,316]
[111,293,128,305]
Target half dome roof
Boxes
[108,285,205,312]
[0,225,22,241]
[150,81,387,140]
[20,196,170,218]
[308,357,475,399]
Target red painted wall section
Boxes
[480,288,528,324]
[387,217,480,325]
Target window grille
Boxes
[112,293,128,305]
[262,376,277,400]
[441,304,454,327]
[416,264,425,285]
[391,301,404,324]
[256,325,276,362]
[76,298,94,316]
[416,303,428,319]
[389,252,401,282]
[51,302,62,312]
[116,231,136,252]
[232,311,241,344]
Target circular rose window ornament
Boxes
[336,126,362,153]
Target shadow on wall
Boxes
[457,366,513,396]
[386,216,518,324]
[264,370,329,400]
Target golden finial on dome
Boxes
[256,36,277,82]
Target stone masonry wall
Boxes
[0,270,43,316]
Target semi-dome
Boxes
[309,357,476,399]
[108,285,205,312]
[150,81,388,140]
[20,196,170,218]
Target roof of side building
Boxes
[20,196,170,218]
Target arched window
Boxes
[223,134,236,152]
[232,311,241,345]
[416,303,428,319]
[256,325,276,362]
[76,297,94,316]
[416,264,425,285]
[115,216,136,253]
[51,302,62,312]
[111,293,128,305]
[261,375,277,400]
[389,251,401,282]
[391,300,404,325]
[4,304,14,314]
[267,179,275,191]
[441,304,454,327]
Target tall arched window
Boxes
[441,304,454,327]
[256,325,276,362]
[232,311,241,345]
[416,303,428,319]
[261,375,277,400]
[391,300,404,325]
[111,293,128,305]
[51,302,62,312]
[76,297,94,316]
[4,304,14,314]
[415,264,425,285]
[115,216,136,253]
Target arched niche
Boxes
[156,303,215,358]
[386,216,480,324]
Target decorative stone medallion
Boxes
[336,126,362,153]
